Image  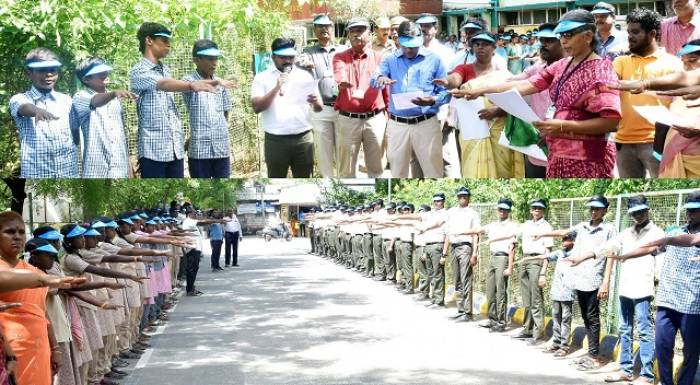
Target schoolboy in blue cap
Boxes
[182,39,235,178]
[10,47,78,178]
[129,22,219,178]
[71,57,136,178]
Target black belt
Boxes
[524,253,541,256]
[339,109,384,120]
[426,241,443,245]
[389,113,436,125]
[451,242,472,248]
[364,233,373,235]
[323,102,335,107]
[492,252,509,257]
[264,130,311,138]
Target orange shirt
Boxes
[0,260,51,385]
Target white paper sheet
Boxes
[453,98,490,140]
[392,91,423,110]
[485,88,541,123]
[633,105,693,128]
[285,79,319,105]
[497,131,548,162]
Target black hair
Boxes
[397,21,422,37]
[464,17,487,30]
[192,39,218,57]
[271,37,296,52]
[25,47,58,67]
[75,57,107,86]
[539,22,557,32]
[32,225,56,238]
[60,224,79,254]
[559,9,599,52]
[137,22,171,54]
[626,8,662,41]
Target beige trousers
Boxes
[336,113,387,177]
[310,105,339,177]
[386,116,443,177]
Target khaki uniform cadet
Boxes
[473,199,519,332]
[372,17,396,57]
[308,208,318,254]
[513,199,554,341]
[442,187,480,320]
[331,207,343,260]
[351,208,365,269]
[388,201,407,286]
[414,193,448,307]
[303,15,343,177]
[338,208,353,266]
[360,205,374,276]
[377,202,398,281]
[414,205,431,300]
[368,200,385,278]
[397,203,417,293]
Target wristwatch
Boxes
[6,355,16,363]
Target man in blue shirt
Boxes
[592,2,629,60]
[208,210,225,272]
[372,21,450,178]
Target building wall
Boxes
[401,0,443,16]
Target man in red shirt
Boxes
[333,17,387,178]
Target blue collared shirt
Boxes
[598,28,628,61]
[545,248,576,301]
[371,48,450,117]
[656,226,700,314]
[70,89,130,178]
[9,86,78,178]
[209,223,223,241]
[129,58,184,162]
[182,72,232,160]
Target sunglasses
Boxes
[31,67,60,73]
[559,28,587,40]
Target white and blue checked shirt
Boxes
[545,248,576,302]
[182,72,231,159]
[656,226,700,314]
[568,221,617,292]
[129,58,184,162]
[70,89,130,178]
[9,86,78,178]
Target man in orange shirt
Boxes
[613,8,683,177]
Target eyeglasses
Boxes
[559,28,586,40]
[31,67,60,73]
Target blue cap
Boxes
[84,229,101,237]
[432,192,446,202]
[196,48,222,57]
[554,20,588,34]
[313,14,333,25]
[470,32,496,44]
[66,225,87,238]
[399,35,424,48]
[416,14,438,24]
[627,203,650,214]
[119,217,134,225]
[91,221,106,228]
[153,32,172,39]
[684,191,700,209]
[139,212,148,219]
[685,202,700,209]
[38,230,62,241]
[145,220,157,225]
[586,201,607,208]
[530,201,547,209]
[83,63,113,77]
[26,59,63,69]
[497,203,512,210]
[153,216,161,221]
[272,47,298,56]
[536,29,559,39]
[460,22,482,31]
[104,221,118,229]
[678,44,700,56]
[34,243,59,254]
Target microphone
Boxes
[279,65,292,96]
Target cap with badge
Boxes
[590,2,616,15]
[346,17,370,31]
[530,199,547,209]
[627,195,650,214]
[586,195,610,209]
[416,13,438,25]
[432,192,446,201]
[497,198,514,211]
[683,190,700,210]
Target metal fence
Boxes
[460,188,697,334]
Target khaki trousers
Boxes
[310,105,339,177]
[336,113,386,177]
[386,116,443,177]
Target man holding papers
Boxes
[251,38,323,178]
[371,21,450,178]
[612,9,682,177]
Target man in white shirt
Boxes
[223,209,242,267]
[251,38,323,177]
[441,187,480,320]
[410,192,449,307]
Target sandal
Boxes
[576,358,602,371]
[604,372,634,383]
[554,348,570,358]
[543,345,559,353]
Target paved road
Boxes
[123,237,602,385]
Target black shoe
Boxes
[490,325,506,333]
[426,302,443,309]
[215,267,224,271]
[479,321,494,328]
[105,370,127,379]
[374,277,386,281]
[526,338,540,346]
[512,332,533,339]
[455,314,473,323]
[110,368,128,376]
[232,264,239,267]
[224,264,230,267]
[119,351,140,359]
[449,312,466,319]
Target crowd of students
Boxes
[9,0,700,179]
[0,203,232,385]
[306,189,700,385]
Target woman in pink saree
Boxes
[458,10,622,178]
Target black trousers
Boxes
[185,249,202,293]
[225,231,240,266]
[577,289,601,356]
[210,240,223,269]
[299,223,306,237]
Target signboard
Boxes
[237,203,258,215]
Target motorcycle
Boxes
[262,223,292,242]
